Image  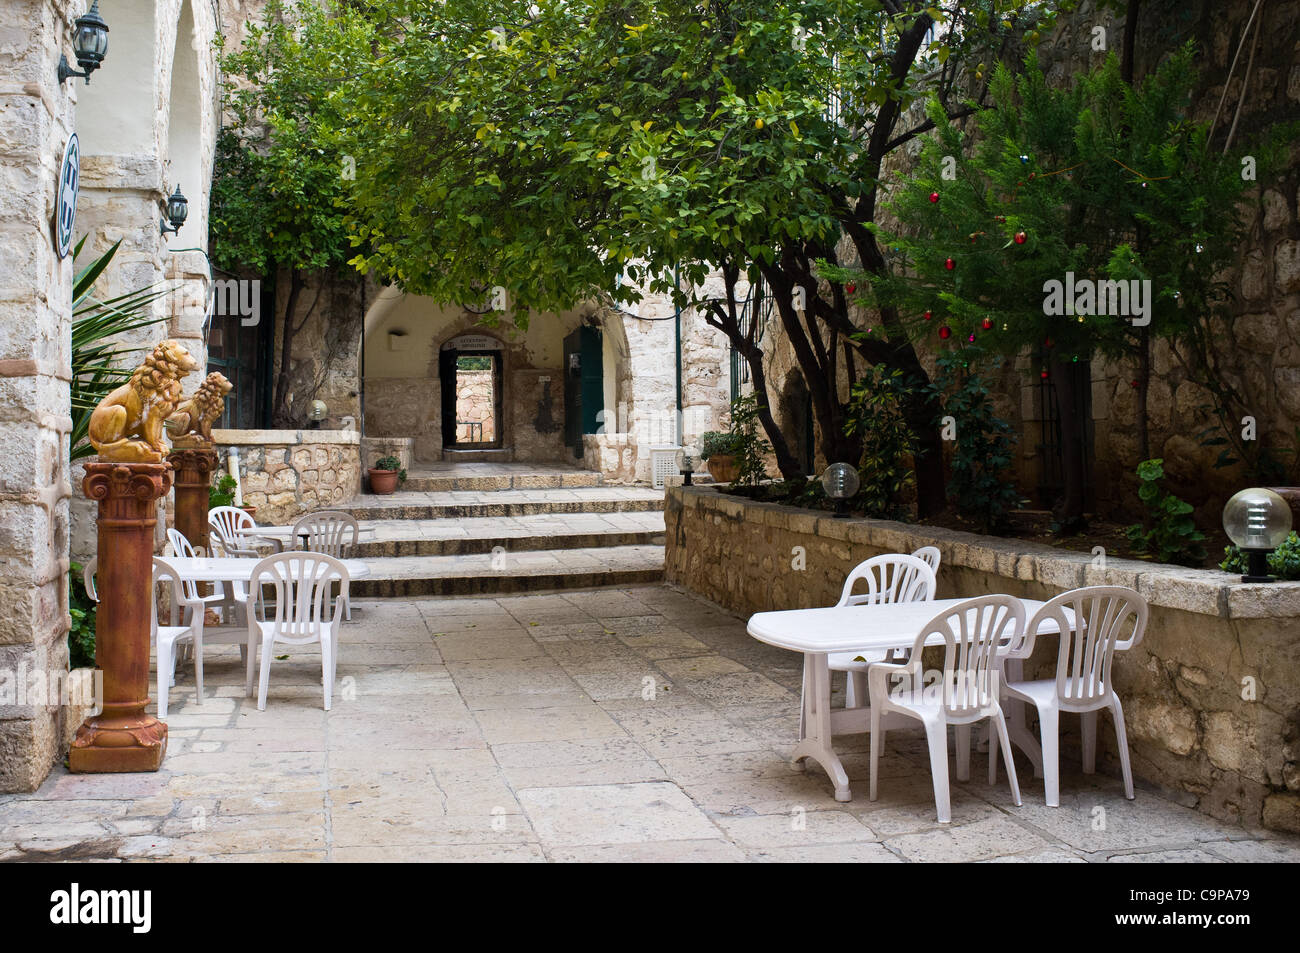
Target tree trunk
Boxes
[273,270,304,426]
[1051,356,1087,532]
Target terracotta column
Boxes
[168,446,219,555]
[69,462,172,773]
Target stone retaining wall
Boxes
[214,429,361,525]
[665,486,1300,833]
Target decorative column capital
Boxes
[82,461,173,504]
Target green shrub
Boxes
[1221,531,1300,580]
[699,430,744,461]
[701,396,770,487]
[845,366,918,519]
[209,473,238,509]
[1125,459,1206,566]
[68,561,97,669]
[931,348,1023,533]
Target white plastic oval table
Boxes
[164,556,371,584]
[747,597,1062,802]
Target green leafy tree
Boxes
[844,366,919,519]
[865,48,1261,530]
[211,0,372,425]
[327,0,1065,504]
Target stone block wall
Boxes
[665,486,1300,833]
[453,368,495,442]
[0,0,78,793]
[214,429,361,525]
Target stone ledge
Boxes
[214,429,361,447]
[670,486,1300,620]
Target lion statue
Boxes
[166,371,233,447]
[88,340,199,463]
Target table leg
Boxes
[1003,658,1043,778]
[791,652,851,802]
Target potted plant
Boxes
[699,430,743,484]
[369,455,407,495]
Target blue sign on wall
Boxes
[54,133,80,259]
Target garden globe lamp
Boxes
[58,0,109,84]
[308,400,328,429]
[677,448,693,486]
[822,463,859,519]
[160,185,189,236]
[1223,487,1293,583]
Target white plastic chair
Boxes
[832,552,938,705]
[998,586,1148,807]
[245,552,349,711]
[911,545,941,577]
[150,557,207,718]
[208,506,265,558]
[291,511,359,620]
[166,527,248,626]
[868,594,1026,823]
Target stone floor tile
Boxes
[517,782,722,847]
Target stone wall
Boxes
[454,368,495,442]
[214,429,360,525]
[0,0,79,792]
[665,486,1300,833]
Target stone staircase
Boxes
[345,463,666,596]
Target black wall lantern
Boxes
[58,0,110,85]
[160,185,189,236]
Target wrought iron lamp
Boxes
[160,185,189,236]
[58,0,109,85]
[1223,487,1293,583]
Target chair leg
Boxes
[1081,710,1098,774]
[955,725,971,782]
[244,631,258,698]
[869,702,882,802]
[1038,704,1061,808]
[989,720,999,786]
[156,640,172,719]
[1110,698,1135,800]
[344,593,352,623]
[922,718,952,823]
[257,636,276,711]
[797,656,809,742]
[991,710,1022,807]
[322,638,334,711]
[193,634,204,708]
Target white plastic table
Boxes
[164,556,371,584]
[747,597,1061,802]
[247,525,376,549]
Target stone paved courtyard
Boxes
[4,585,1299,863]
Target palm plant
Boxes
[71,237,174,460]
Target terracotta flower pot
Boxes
[706,454,739,484]
[369,468,400,495]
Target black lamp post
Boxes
[822,463,860,519]
[1223,488,1293,583]
[677,449,693,486]
[160,185,189,237]
[58,0,109,85]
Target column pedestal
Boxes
[69,462,172,773]
[168,446,219,555]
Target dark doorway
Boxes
[440,348,503,449]
[563,326,604,459]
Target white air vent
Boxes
[651,446,679,489]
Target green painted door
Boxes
[563,326,603,458]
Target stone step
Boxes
[402,469,603,493]
[351,544,665,597]
[353,511,665,557]
[345,486,664,521]
[439,448,515,463]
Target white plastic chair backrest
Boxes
[904,594,1025,717]
[83,557,98,603]
[292,511,358,557]
[164,529,209,603]
[837,553,936,607]
[209,506,256,556]
[151,556,189,640]
[1022,587,1148,705]
[249,552,348,644]
[911,546,941,575]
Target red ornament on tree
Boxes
[944,257,955,271]
[938,325,952,340]
[981,317,993,330]
[845,282,855,294]
[929,191,939,203]
[1040,369,1049,380]
[1014,231,1027,244]
[1130,380,1140,388]
[923,310,932,321]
